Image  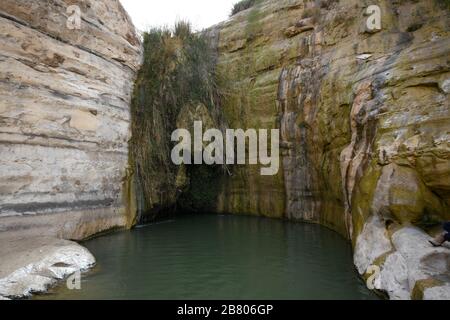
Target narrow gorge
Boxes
[0,0,449,300]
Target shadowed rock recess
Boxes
[0,0,449,300]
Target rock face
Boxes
[210,0,450,299]
[0,0,141,240]
[0,237,95,299]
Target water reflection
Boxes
[37,214,378,300]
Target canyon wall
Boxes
[0,0,141,240]
[209,0,450,299]
[1,0,448,300]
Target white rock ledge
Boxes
[0,237,95,299]
[355,222,450,300]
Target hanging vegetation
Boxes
[230,0,260,16]
[129,21,224,221]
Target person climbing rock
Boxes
[429,222,450,247]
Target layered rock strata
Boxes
[0,0,141,240]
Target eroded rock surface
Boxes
[0,0,141,239]
[0,237,95,299]
[210,0,450,299]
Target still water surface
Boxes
[38,214,378,299]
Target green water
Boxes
[37,214,378,300]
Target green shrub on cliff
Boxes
[231,0,259,16]
[174,20,192,39]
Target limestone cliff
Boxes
[209,0,450,299]
[0,0,141,240]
